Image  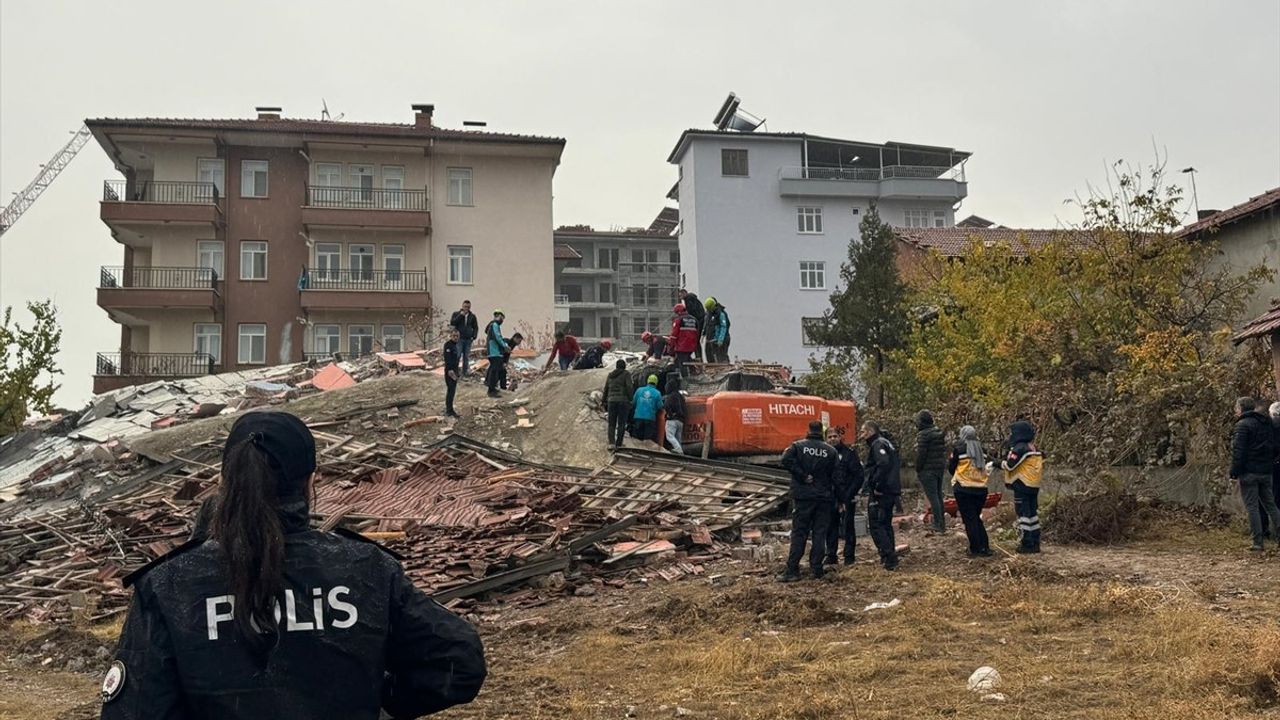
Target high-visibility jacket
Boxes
[952,454,989,489]
[1002,445,1044,488]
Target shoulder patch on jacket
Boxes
[122,538,206,588]
[332,527,405,560]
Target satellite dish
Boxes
[712,92,764,132]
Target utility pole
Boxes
[1181,167,1200,218]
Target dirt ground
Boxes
[4,512,1279,720]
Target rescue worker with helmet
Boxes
[668,303,700,377]
[573,339,612,370]
[779,421,838,582]
[703,297,731,364]
[100,411,486,719]
[641,330,668,362]
[677,289,706,361]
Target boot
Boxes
[778,569,801,583]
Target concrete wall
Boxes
[1208,214,1280,321]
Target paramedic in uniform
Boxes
[99,411,486,719]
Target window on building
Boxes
[599,283,618,304]
[382,324,405,353]
[197,240,224,280]
[801,318,826,347]
[349,164,374,204]
[313,324,340,355]
[238,323,266,364]
[197,159,225,197]
[194,324,222,364]
[598,247,619,270]
[383,244,404,282]
[447,167,473,206]
[240,160,268,197]
[448,245,473,284]
[349,244,374,281]
[315,243,341,281]
[381,166,404,208]
[631,248,646,271]
[349,325,374,357]
[646,284,663,307]
[240,241,267,280]
[799,261,826,290]
[904,208,934,228]
[632,318,649,337]
[600,316,618,338]
[668,249,680,272]
[721,149,749,177]
[797,207,824,234]
[934,209,947,228]
[562,285,583,302]
[314,163,342,187]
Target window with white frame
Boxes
[196,240,224,280]
[801,317,825,347]
[349,244,374,281]
[448,245,473,284]
[934,209,947,228]
[313,324,340,355]
[381,166,404,208]
[904,208,934,228]
[348,325,374,357]
[382,324,405,353]
[721,149,748,176]
[194,323,222,363]
[240,160,268,197]
[799,261,826,290]
[238,323,266,364]
[240,241,267,280]
[197,159,225,197]
[315,163,342,187]
[383,244,404,282]
[447,168,473,206]
[350,164,374,203]
[797,207,824,234]
[315,243,340,281]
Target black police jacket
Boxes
[833,443,865,503]
[101,501,486,720]
[864,434,902,497]
[780,434,838,501]
[1231,411,1276,478]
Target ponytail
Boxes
[212,439,286,655]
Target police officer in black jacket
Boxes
[824,427,864,566]
[779,421,838,582]
[861,420,902,571]
[100,412,486,719]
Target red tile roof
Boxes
[1234,298,1280,344]
[554,244,582,260]
[1177,187,1280,239]
[894,227,1081,257]
[85,117,565,145]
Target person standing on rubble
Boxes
[545,331,581,371]
[915,410,948,534]
[949,425,992,557]
[443,327,462,419]
[861,420,901,571]
[450,300,479,377]
[603,359,635,450]
[100,412,486,719]
[631,375,663,443]
[484,310,510,398]
[824,427,864,566]
[779,420,838,582]
[499,332,524,391]
[678,289,707,362]
[663,376,687,455]
[669,303,700,377]
[703,297,731,364]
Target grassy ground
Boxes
[3,516,1278,720]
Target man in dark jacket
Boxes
[779,421,838,582]
[603,360,634,450]
[703,297,731,364]
[443,328,461,418]
[824,427,864,566]
[1230,397,1280,551]
[574,340,611,370]
[678,289,706,362]
[915,410,948,533]
[861,421,901,570]
[449,300,479,377]
[663,376,686,454]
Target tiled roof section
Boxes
[894,227,1081,257]
[1233,298,1280,344]
[85,117,565,145]
[554,244,583,260]
[956,214,996,228]
[648,207,679,235]
[1176,187,1280,238]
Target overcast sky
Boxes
[2,0,1278,407]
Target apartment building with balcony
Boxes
[667,125,970,373]
[553,219,680,350]
[87,105,563,393]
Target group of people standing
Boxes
[1229,397,1280,551]
[780,415,1047,582]
[641,289,732,373]
[601,361,687,453]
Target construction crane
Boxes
[0,124,93,237]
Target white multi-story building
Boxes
[667,126,970,374]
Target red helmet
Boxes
[641,331,653,343]
[674,303,686,314]
[601,339,613,350]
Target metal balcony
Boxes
[94,352,217,378]
[103,180,219,204]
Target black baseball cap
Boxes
[224,411,316,498]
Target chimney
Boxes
[256,106,282,121]
[412,104,434,129]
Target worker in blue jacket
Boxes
[484,310,509,398]
[630,375,663,443]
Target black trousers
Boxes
[1012,482,1041,550]
[919,470,946,531]
[867,496,898,567]
[674,351,692,377]
[606,401,629,447]
[445,376,458,415]
[787,498,832,574]
[632,418,656,443]
[824,499,856,562]
[955,489,989,554]
[485,356,506,393]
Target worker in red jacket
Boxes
[668,303,700,377]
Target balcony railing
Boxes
[781,165,966,182]
[553,294,570,306]
[95,352,217,378]
[99,266,219,290]
[300,268,429,292]
[103,180,220,204]
[306,185,428,211]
